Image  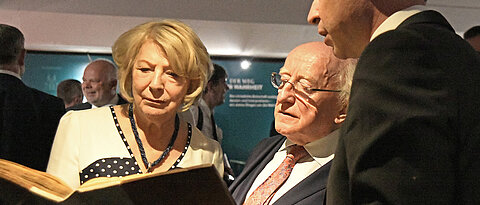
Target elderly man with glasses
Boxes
[229,41,356,205]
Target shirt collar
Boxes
[283,129,340,164]
[108,94,119,106]
[198,98,213,115]
[0,69,21,80]
[370,5,429,41]
[91,94,118,108]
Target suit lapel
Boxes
[230,135,286,204]
[273,161,332,205]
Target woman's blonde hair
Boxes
[112,19,212,111]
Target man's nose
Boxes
[307,0,320,25]
[276,82,295,103]
[82,81,91,88]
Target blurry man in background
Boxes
[181,63,234,183]
[57,79,83,109]
[68,59,126,111]
[464,25,480,52]
[0,24,65,171]
[185,63,229,142]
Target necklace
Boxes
[128,103,179,172]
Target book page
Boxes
[77,173,148,192]
[0,159,74,200]
[0,161,232,204]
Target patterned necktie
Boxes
[244,145,308,205]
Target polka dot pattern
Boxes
[171,123,192,169]
[80,157,141,184]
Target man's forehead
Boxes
[84,63,111,79]
[282,53,327,74]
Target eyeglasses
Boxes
[270,72,340,93]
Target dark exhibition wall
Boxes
[23,51,284,174]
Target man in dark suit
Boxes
[308,0,480,204]
[67,59,126,111]
[229,42,356,205]
[0,24,65,171]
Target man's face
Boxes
[307,0,374,59]
[274,43,343,145]
[466,35,480,52]
[81,62,116,107]
[210,77,229,106]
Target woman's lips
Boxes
[145,98,166,104]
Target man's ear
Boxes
[18,49,26,66]
[334,113,347,124]
[205,81,213,93]
[111,80,117,90]
[74,95,83,104]
[334,105,348,124]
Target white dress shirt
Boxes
[245,129,340,204]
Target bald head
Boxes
[287,41,340,68]
[286,41,355,108]
[86,60,117,80]
[81,59,118,107]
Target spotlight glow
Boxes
[241,60,251,70]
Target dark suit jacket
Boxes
[66,94,127,111]
[230,135,331,205]
[0,73,65,171]
[327,10,480,205]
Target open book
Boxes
[0,159,235,204]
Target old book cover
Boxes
[0,159,235,204]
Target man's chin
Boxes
[276,128,290,137]
[332,47,351,59]
[87,99,100,106]
[323,36,334,47]
[275,122,297,136]
[324,37,351,59]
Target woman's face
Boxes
[131,40,189,119]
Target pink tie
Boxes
[244,145,308,205]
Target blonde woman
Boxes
[47,20,223,189]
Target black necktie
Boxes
[211,113,218,141]
[196,107,203,130]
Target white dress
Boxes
[47,106,224,189]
